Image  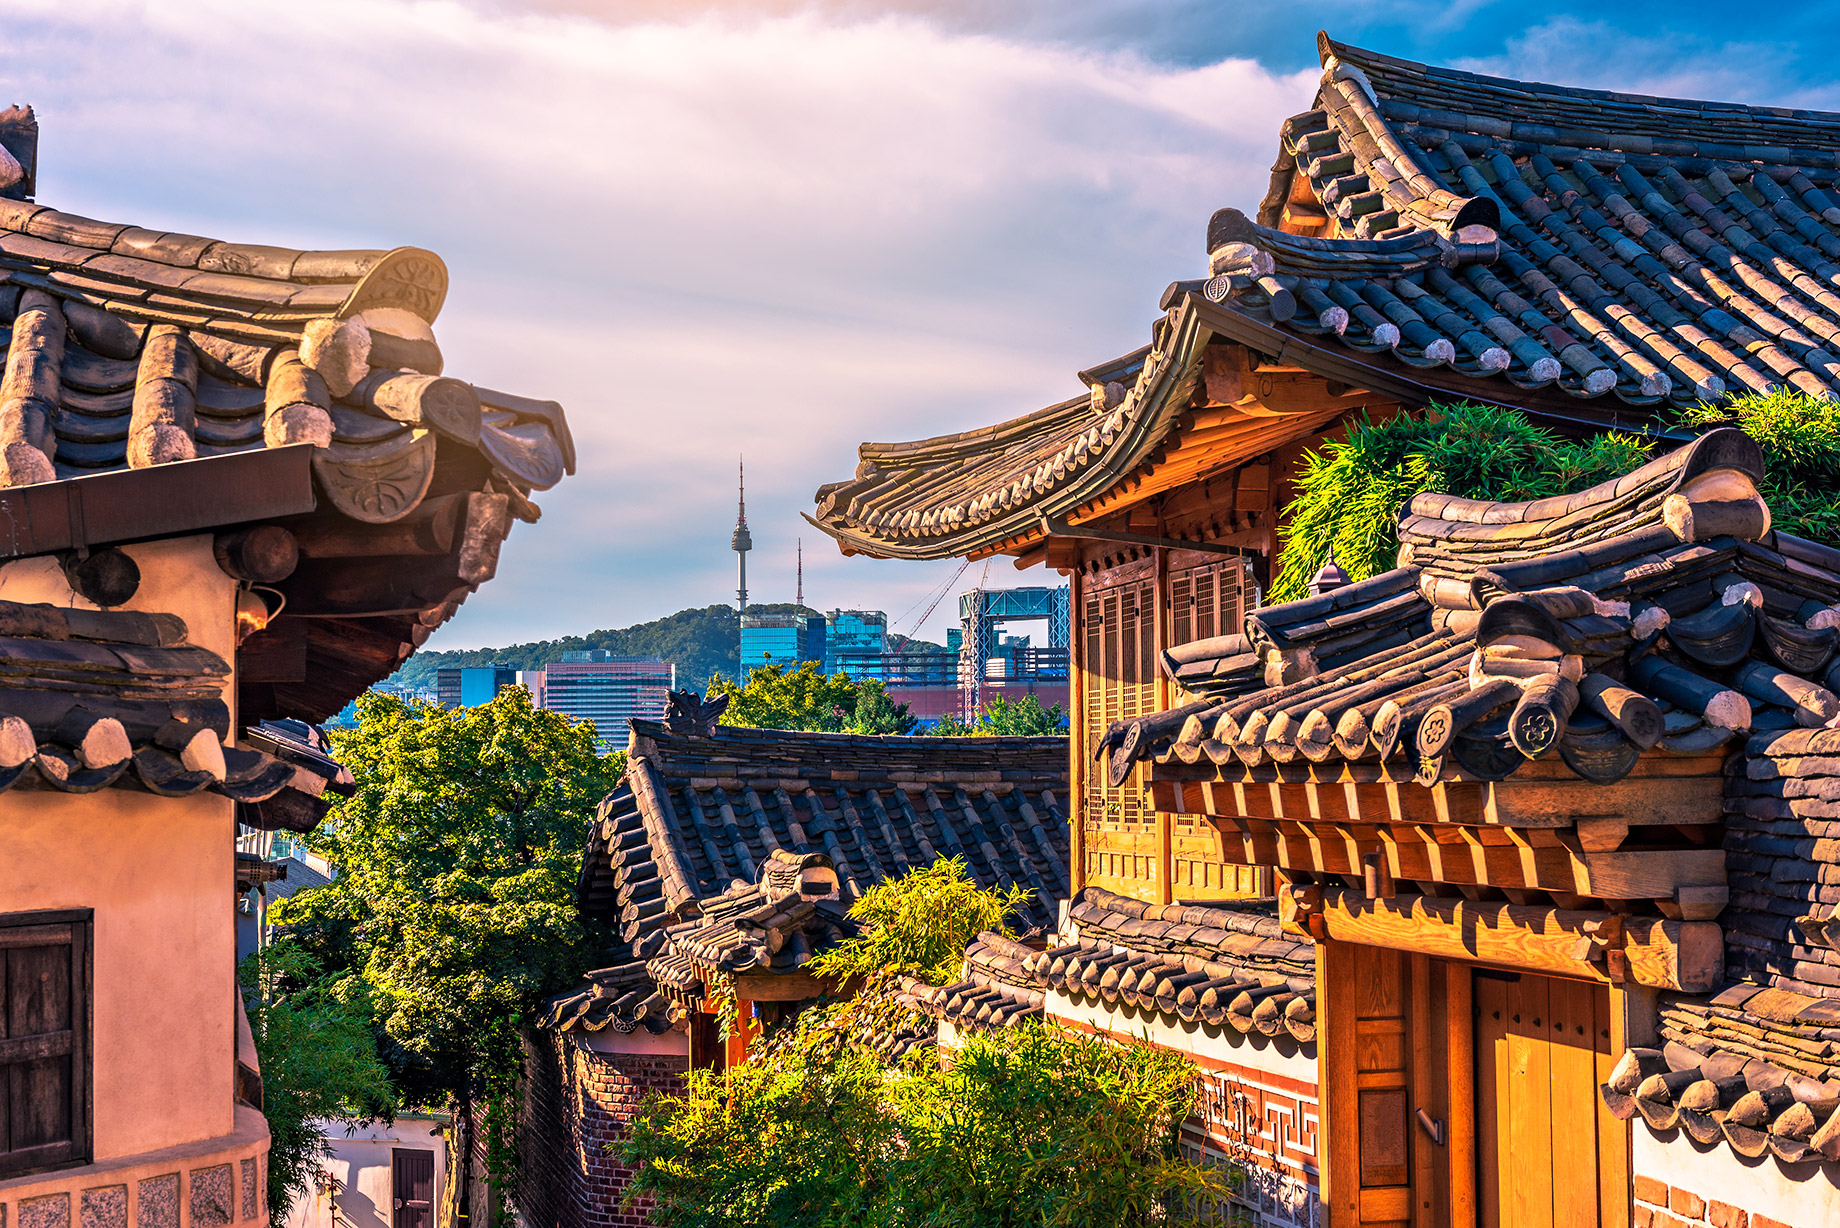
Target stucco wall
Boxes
[0,535,238,1160]
[1633,1127,1840,1228]
[280,1117,447,1228]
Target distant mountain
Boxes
[390,604,845,695]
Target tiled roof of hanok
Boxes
[1038,887,1316,1043]
[0,599,344,814]
[549,719,1071,1033]
[901,887,1317,1049]
[0,109,575,724]
[0,169,572,496]
[1222,34,1840,416]
[1101,428,1840,788]
[804,301,1344,561]
[810,32,1840,563]
[903,931,1047,1037]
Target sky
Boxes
[4,0,1837,648]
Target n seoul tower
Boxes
[731,457,752,612]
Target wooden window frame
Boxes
[0,907,93,1178]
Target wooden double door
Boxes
[1324,944,1627,1228]
[1475,970,1624,1228]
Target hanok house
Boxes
[506,694,1070,1228]
[812,30,1840,1228]
[0,109,572,1225]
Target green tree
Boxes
[706,663,917,735]
[847,679,919,736]
[808,856,1030,984]
[272,687,625,1212]
[932,694,1068,737]
[242,942,396,1215]
[623,859,1232,1227]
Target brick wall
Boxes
[510,1028,690,1228]
[1634,1174,1805,1228]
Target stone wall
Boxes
[510,1029,689,1228]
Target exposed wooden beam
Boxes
[1287,889,1723,992]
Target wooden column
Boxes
[1444,963,1476,1228]
[1318,940,1357,1226]
[725,998,755,1068]
[1153,545,1173,904]
[1597,985,1643,1228]
[1069,564,1086,895]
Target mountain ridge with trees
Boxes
[392,604,949,696]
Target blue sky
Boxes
[7,1,1836,648]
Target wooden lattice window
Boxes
[1169,557,1252,837]
[1084,574,1156,830]
[0,909,89,1177]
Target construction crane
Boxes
[893,557,971,645]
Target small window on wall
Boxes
[0,909,90,1177]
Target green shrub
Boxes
[808,855,1032,985]
[623,1019,1232,1228]
[1270,404,1656,602]
[1675,388,1840,543]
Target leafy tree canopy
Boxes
[623,857,1232,1227]
[932,694,1068,737]
[272,688,625,1110]
[242,944,396,1214]
[808,856,1031,984]
[706,662,917,735]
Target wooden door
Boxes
[393,1148,436,1228]
[0,911,89,1176]
[1475,971,1625,1228]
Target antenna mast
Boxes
[730,456,752,612]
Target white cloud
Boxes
[0,1,1314,647]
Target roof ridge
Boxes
[1321,32,1840,134]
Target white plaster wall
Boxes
[282,1117,448,1228]
[0,535,240,1158]
[1634,1126,1840,1227]
[578,1024,688,1057]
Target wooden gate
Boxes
[1475,971,1625,1228]
[392,1148,436,1228]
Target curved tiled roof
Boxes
[1222,34,1840,412]
[1603,988,1840,1165]
[811,31,1840,562]
[903,887,1318,1048]
[552,720,1071,1033]
[1103,428,1840,788]
[0,599,343,814]
[0,194,572,494]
